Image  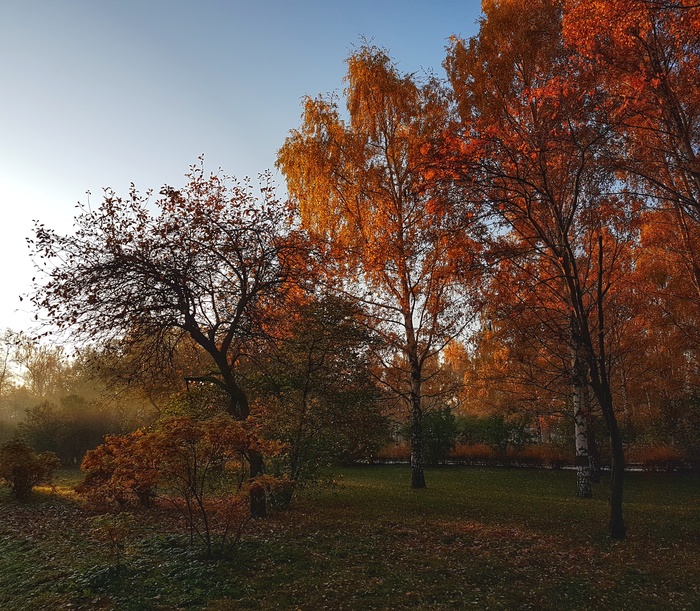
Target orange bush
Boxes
[626,445,688,471]
[518,444,573,469]
[449,443,497,462]
[377,442,576,468]
[78,430,159,508]
[79,414,285,555]
[376,443,410,461]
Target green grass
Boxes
[0,466,698,609]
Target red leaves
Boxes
[79,414,283,509]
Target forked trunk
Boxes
[591,235,626,539]
[589,380,626,539]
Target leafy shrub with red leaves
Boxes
[80,414,286,555]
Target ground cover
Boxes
[0,466,697,610]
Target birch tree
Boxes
[278,45,474,489]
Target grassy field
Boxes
[0,466,698,610]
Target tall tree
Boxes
[28,160,301,517]
[248,294,387,506]
[14,336,66,399]
[278,45,473,489]
[564,0,700,469]
[0,330,17,400]
[563,0,700,311]
[563,0,700,222]
[444,0,635,538]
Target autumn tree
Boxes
[248,294,387,506]
[563,0,700,462]
[0,330,17,400]
[28,160,301,517]
[278,45,474,489]
[0,330,20,441]
[613,215,700,465]
[444,0,636,538]
[563,0,700,322]
[563,0,700,227]
[14,336,67,399]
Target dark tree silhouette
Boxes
[28,160,302,517]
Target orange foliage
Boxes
[626,445,689,471]
[80,415,284,509]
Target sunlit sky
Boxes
[0,1,482,333]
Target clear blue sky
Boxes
[0,0,482,332]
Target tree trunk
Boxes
[410,406,426,489]
[573,397,593,499]
[226,383,267,518]
[589,235,625,539]
[409,365,426,489]
[585,392,601,484]
[605,405,626,540]
[571,329,592,498]
[248,450,267,518]
[587,354,626,538]
[587,371,626,538]
[588,431,601,484]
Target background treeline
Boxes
[0,331,151,465]
[2,318,696,474]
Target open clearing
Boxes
[0,466,698,610]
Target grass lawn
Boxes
[0,466,698,610]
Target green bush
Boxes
[458,413,534,457]
[423,408,460,465]
[0,439,61,500]
[395,408,461,466]
[21,396,123,467]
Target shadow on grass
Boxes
[0,465,697,610]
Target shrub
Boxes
[78,430,160,508]
[449,443,497,463]
[21,396,124,467]
[423,408,460,465]
[80,414,284,556]
[0,439,61,500]
[517,444,573,469]
[376,442,410,461]
[627,445,688,472]
[481,414,534,457]
[391,408,461,466]
[90,513,137,572]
